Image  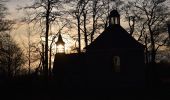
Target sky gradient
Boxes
[5,0,170,53]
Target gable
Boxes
[86,25,144,51]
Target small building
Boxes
[85,10,145,88]
[53,10,145,89]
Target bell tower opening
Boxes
[109,10,120,25]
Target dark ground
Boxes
[1,63,170,100]
[0,77,170,100]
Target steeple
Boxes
[56,33,65,53]
[56,33,65,45]
[109,10,120,25]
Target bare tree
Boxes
[0,33,25,77]
[0,0,13,32]
[68,0,90,53]
[22,0,63,78]
[22,12,34,75]
[89,0,104,43]
[122,0,170,64]
[0,0,25,77]
[66,0,124,51]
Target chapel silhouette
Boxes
[53,10,145,89]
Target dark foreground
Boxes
[0,77,170,100]
[1,63,170,100]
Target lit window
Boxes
[113,56,120,72]
[115,18,119,24]
[111,17,119,25]
[111,18,115,24]
[56,44,65,53]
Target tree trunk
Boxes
[28,32,31,75]
[44,0,50,79]
[77,16,81,53]
[83,11,88,47]
[148,25,156,64]
[91,0,97,43]
[42,43,45,74]
[144,35,149,64]
[7,35,11,77]
[49,45,52,78]
[91,16,95,43]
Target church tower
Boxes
[56,33,65,53]
[109,10,120,25]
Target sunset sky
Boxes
[6,0,75,54]
[7,0,31,18]
[0,1,170,95]
[5,0,170,53]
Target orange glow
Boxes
[56,44,65,53]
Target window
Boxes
[113,56,120,72]
[111,18,115,24]
[111,17,119,25]
[115,17,119,24]
[56,44,65,53]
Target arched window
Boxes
[113,56,120,72]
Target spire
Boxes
[109,10,120,25]
[56,33,65,53]
[56,33,65,45]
